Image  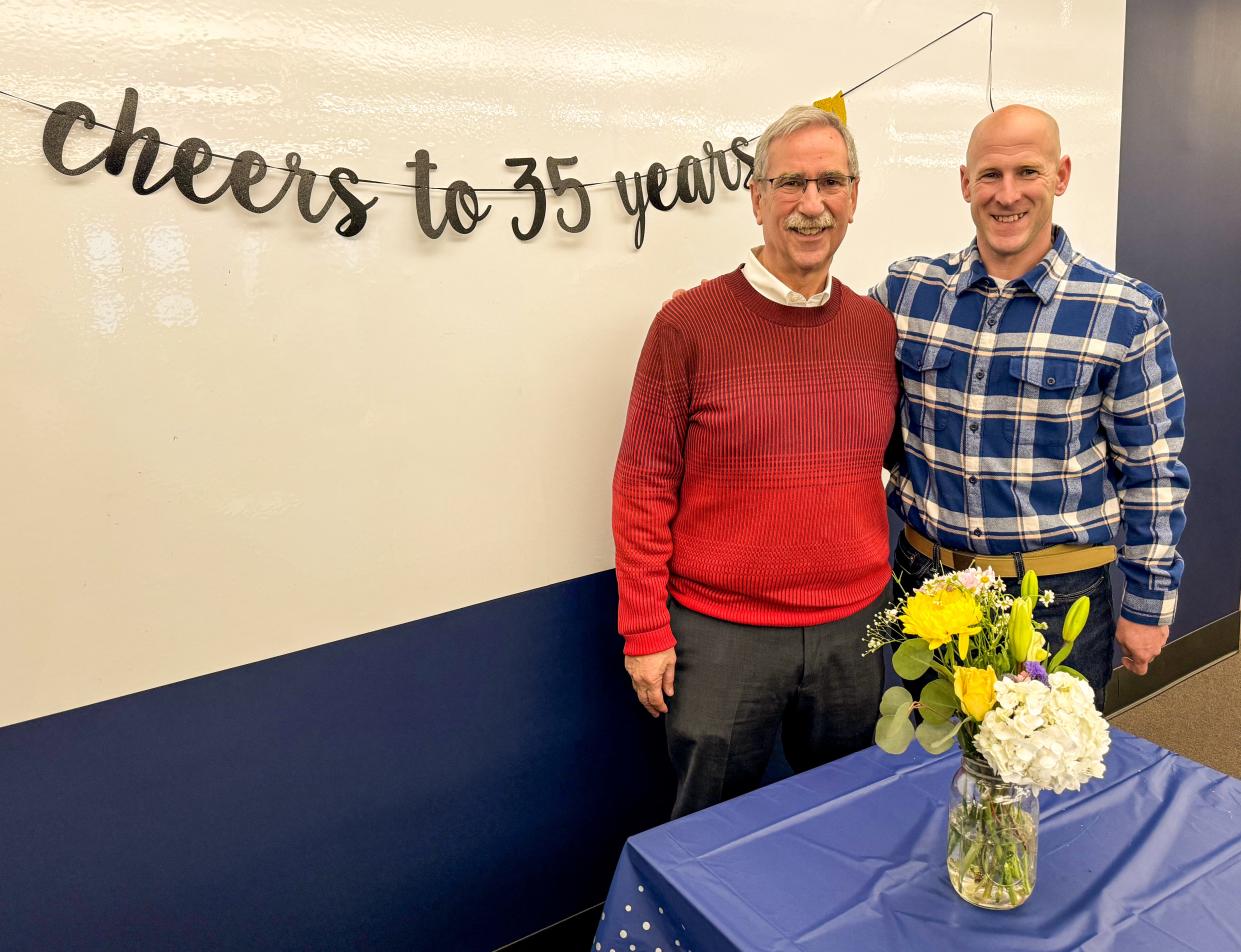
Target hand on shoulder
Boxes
[661,279,710,310]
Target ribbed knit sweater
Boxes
[612,267,898,655]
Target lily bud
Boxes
[1008,598,1033,667]
[1020,570,1039,601]
[1063,596,1090,644]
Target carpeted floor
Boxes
[1111,650,1241,779]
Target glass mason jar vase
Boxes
[946,754,1039,909]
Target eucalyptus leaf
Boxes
[892,638,932,679]
[916,718,961,755]
[875,714,915,754]
[880,686,913,716]
[918,680,957,724]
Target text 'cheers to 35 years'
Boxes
[41,87,756,248]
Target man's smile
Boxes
[992,212,1028,223]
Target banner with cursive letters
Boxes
[7,12,994,250]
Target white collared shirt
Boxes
[742,247,832,306]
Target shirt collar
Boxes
[744,247,832,307]
[954,226,1073,305]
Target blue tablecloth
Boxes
[593,730,1241,952]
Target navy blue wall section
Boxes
[1116,0,1241,639]
[0,571,672,951]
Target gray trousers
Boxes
[665,586,889,819]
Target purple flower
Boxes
[1023,661,1050,686]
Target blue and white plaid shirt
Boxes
[871,227,1188,626]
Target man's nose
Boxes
[995,175,1021,205]
[798,182,829,212]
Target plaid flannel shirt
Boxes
[871,227,1188,626]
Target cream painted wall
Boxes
[0,0,1125,726]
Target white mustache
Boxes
[784,210,835,234]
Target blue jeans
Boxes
[893,534,1115,711]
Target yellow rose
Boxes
[901,587,983,651]
[954,665,997,721]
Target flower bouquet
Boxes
[864,566,1111,908]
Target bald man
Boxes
[872,105,1189,710]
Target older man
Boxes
[874,105,1189,710]
[612,106,898,817]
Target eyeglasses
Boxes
[761,173,856,196]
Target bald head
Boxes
[966,105,1062,168]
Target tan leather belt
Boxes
[903,526,1116,578]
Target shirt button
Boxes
[987,318,997,327]
[969,476,978,484]
[973,529,982,537]
[969,423,979,432]
[1046,376,1056,385]
[975,371,984,380]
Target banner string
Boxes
[0,11,993,194]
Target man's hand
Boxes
[660,280,708,309]
[625,647,677,717]
[1115,618,1169,675]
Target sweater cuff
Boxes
[623,625,678,656]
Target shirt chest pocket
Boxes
[897,341,952,440]
[1002,355,1100,443]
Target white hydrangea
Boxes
[974,672,1111,793]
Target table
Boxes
[593,730,1241,951]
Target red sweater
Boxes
[612,268,898,655]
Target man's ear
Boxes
[1055,155,1072,196]
[749,180,762,224]
[959,164,972,202]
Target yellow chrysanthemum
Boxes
[901,587,983,651]
[954,665,998,720]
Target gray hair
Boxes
[752,105,860,183]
